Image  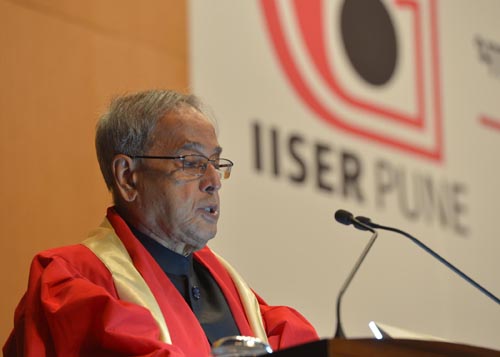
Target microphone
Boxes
[355,216,500,305]
[333,209,379,338]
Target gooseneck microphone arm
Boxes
[333,210,379,338]
[356,216,500,305]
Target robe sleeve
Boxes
[255,292,319,351]
[4,250,187,357]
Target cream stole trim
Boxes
[82,218,268,345]
[212,252,269,344]
[82,219,172,344]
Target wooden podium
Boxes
[270,338,500,356]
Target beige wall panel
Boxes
[0,0,188,345]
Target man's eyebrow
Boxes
[179,142,222,155]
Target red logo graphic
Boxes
[260,0,443,161]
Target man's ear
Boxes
[112,154,138,202]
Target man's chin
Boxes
[190,230,217,252]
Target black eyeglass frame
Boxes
[129,154,234,179]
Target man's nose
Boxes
[199,164,222,193]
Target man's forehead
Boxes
[177,141,222,155]
[163,106,214,129]
[151,113,221,154]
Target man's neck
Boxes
[114,204,195,256]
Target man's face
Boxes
[133,105,223,255]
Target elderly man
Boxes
[4,90,318,356]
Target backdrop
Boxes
[2,0,499,352]
[190,0,500,350]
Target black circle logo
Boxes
[340,0,398,86]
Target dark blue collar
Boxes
[129,226,193,276]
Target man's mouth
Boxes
[203,206,217,214]
[200,205,219,221]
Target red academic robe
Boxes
[4,208,318,356]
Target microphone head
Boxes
[356,216,373,226]
[335,209,354,226]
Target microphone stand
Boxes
[334,212,379,338]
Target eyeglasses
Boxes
[130,154,234,179]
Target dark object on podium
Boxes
[269,338,500,356]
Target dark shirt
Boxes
[130,226,240,345]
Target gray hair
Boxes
[95,89,207,192]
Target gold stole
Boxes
[82,218,268,344]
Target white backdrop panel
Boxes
[190,0,500,350]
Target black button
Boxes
[192,286,201,300]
